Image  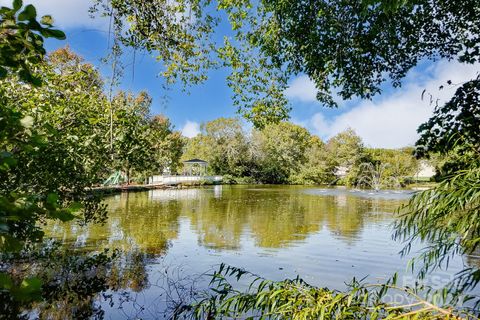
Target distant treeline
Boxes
[180,118,431,186]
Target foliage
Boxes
[0,3,99,254]
[289,136,335,185]
[395,56,480,306]
[109,91,185,184]
[90,0,292,128]
[111,91,153,183]
[394,166,480,307]
[0,5,114,309]
[183,119,422,186]
[95,0,480,126]
[326,129,365,169]
[219,0,480,109]
[182,118,253,177]
[324,129,366,186]
[252,122,312,184]
[1,244,149,318]
[428,149,479,182]
[217,38,291,128]
[0,46,111,254]
[0,0,65,84]
[0,1,182,311]
[370,148,419,181]
[183,119,338,184]
[178,264,470,319]
[416,78,480,158]
[90,0,218,88]
[149,116,185,175]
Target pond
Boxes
[47,185,475,318]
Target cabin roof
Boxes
[183,158,208,164]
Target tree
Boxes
[0,1,117,310]
[362,147,420,186]
[326,128,365,169]
[219,0,480,109]
[147,115,185,175]
[416,79,480,156]
[110,92,185,183]
[0,0,65,84]
[0,46,113,231]
[252,122,312,184]
[415,78,480,178]
[289,136,335,185]
[0,15,183,313]
[324,128,366,185]
[99,0,480,128]
[394,79,480,305]
[182,118,251,177]
[0,3,108,253]
[90,0,218,88]
[111,91,152,184]
[178,264,465,319]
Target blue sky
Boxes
[6,0,478,148]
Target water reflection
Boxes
[50,192,179,256]
[39,186,480,318]
[182,186,403,248]
[48,186,407,254]
[1,244,150,319]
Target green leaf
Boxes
[0,66,7,79]
[51,210,76,222]
[15,277,42,301]
[46,192,59,206]
[40,28,66,40]
[20,277,41,292]
[30,74,42,86]
[0,153,17,169]
[68,201,83,213]
[0,272,13,290]
[18,4,36,20]
[0,234,23,252]
[12,0,22,12]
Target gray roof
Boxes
[183,158,208,164]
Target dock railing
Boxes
[148,175,223,185]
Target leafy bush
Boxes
[177,264,471,319]
[234,176,257,185]
[394,167,480,307]
[221,174,238,185]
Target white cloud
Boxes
[308,61,479,148]
[0,0,108,30]
[310,113,331,137]
[181,120,200,138]
[285,75,318,102]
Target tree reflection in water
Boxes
[179,186,402,248]
[47,187,403,254]
[1,245,152,319]
[19,186,411,318]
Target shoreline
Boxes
[90,180,436,195]
[90,183,182,194]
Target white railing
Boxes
[148,175,223,185]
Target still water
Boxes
[48,185,473,318]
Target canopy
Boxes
[183,158,208,164]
